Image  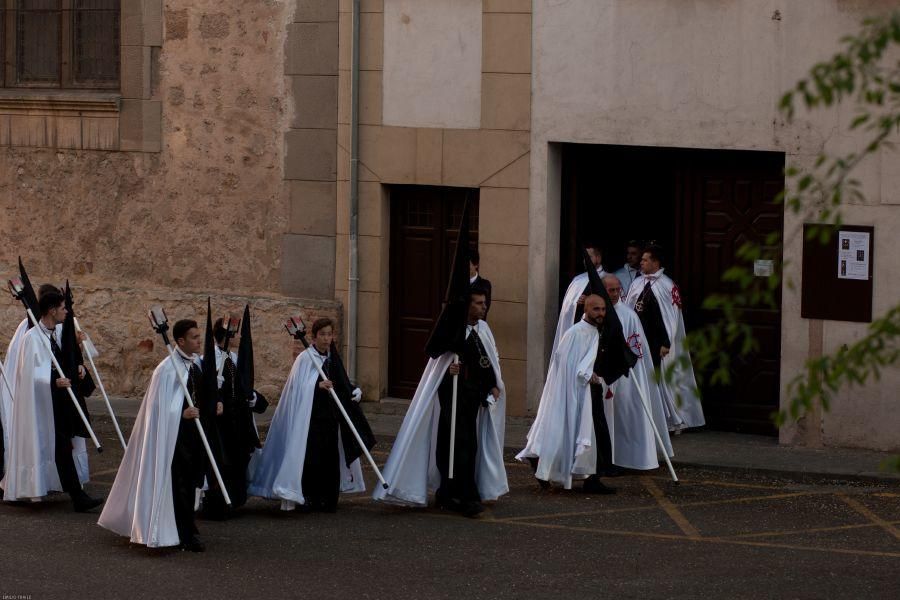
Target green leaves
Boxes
[686,10,900,471]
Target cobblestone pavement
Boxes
[1,419,899,599]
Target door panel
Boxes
[388,186,478,398]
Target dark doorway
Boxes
[560,144,784,435]
[388,185,479,398]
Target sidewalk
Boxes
[89,397,900,484]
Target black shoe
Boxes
[72,490,104,513]
[320,502,338,514]
[180,536,205,553]
[598,465,625,478]
[461,501,485,518]
[526,457,539,474]
[435,492,463,512]
[582,477,616,495]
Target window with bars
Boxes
[1,0,120,90]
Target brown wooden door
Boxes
[675,153,784,435]
[388,186,478,398]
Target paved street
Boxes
[2,417,899,599]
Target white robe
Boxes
[1,318,29,455]
[1,326,63,500]
[614,264,639,293]
[2,319,90,486]
[98,355,190,548]
[625,270,705,430]
[373,320,507,506]
[610,302,674,470]
[248,347,365,509]
[551,267,607,359]
[517,319,600,489]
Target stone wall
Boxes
[0,0,342,399]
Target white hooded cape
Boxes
[1,319,90,488]
[550,268,607,359]
[516,319,600,489]
[625,270,705,429]
[248,347,365,508]
[1,318,29,455]
[610,302,674,470]
[1,325,64,500]
[98,355,189,548]
[373,320,507,506]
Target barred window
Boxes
[2,0,120,89]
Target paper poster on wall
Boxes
[837,230,870,280]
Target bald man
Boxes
[518,294,615,493]
[602,274,673,470]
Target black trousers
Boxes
[171,450,198,543]
[590,383,613,474]
[53,432,81,493]
[435,388,481,503]
[302,398,340,508]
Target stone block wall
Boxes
[0,1,342,398]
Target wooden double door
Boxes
[388,186,478,399]
[561,145,784,434]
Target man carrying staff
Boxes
[250,317,371,513]
[202,311,268,518]
[603,274,673,471]
[375,200,507,517]
[1,286,101,510]
[99,319,211,552]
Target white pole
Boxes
[73,318,126,451]
[162,342,232,506]
[0,357,14,400]
[630,368,678,482]
[448,354,459,480]
[306,349,388,489]
[26,309,102,452]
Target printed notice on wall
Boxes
[837,230,870,280]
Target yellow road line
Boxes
[641,476,701,538]
[485,518,900,559]
[728,520,900,540]
[838,494,900,541]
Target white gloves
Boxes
[351,387,362,403]
[216,375,224,389]
[248,391,257,408]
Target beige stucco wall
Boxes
[0,0,340,401]
[337,0,532,415]
[530,0,900,450]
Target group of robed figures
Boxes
[1,206,704,552]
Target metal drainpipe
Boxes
[348,0,361,383]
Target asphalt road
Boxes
[2,419,899,599]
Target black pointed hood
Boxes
[17,257,39,327]
[581,248,637,384]
[424,197,473,359]
[201,298,219,418]
[236,304,254,401]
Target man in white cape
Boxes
[625,245,705,430]
[374,290,507,516]
[249,317,369,512]
[99,319,209,551]
[1,289,99,510]
[517,295,615,491]
[551,243,607,358]
[1,317,29,490]
[603,274,673,470]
